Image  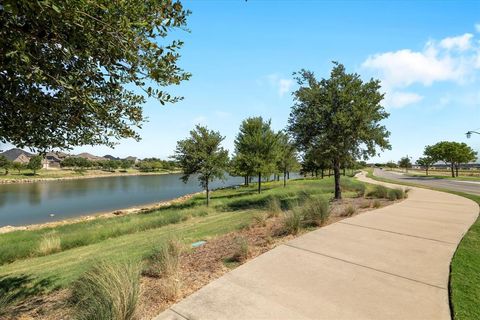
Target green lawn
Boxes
[365,168,480,320]
[0,177,367,294]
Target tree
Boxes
[425,141,477,177]
[385,161,397,169]
[0,156,12,175]
[1,0,190,151]
[233,117,279,194]
[398,156,412,172]
[416,156,435,176]
[27,155,43,174]
[276,132,298,187]
[173,125,229,206]
[12,161,25,173]
[120,160,133,172]
[288,63,391,199]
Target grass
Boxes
[365,168,480,320]
[71,261,141,320]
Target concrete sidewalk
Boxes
[155,172,478,320]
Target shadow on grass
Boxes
[0,274,57,316]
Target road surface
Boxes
[374,168,480,195]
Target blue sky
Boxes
[72,0,480,163]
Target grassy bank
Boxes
[0,176,397,315]
[365,168,480,320]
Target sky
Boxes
[70,0,480,162]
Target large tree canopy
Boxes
[1,0,190,150]
[288,62,391,199]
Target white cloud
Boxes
[278,79,293,97]
[362,47,465,87]
[264,73,293,97]
[385,92,424,109]
[439,33,473,51]
[362,32,480,108]
[475,23,480,33]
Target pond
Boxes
[0,174,246,227]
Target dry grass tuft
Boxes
[37,232,61,255]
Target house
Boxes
[0,148,33,164]
[43,151,69,169]
[76,152,107,161]
[124,156,138,164]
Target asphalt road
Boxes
[374,168,480,196]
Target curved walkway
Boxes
[156,172,478,320]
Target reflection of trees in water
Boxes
[27,183,42,205]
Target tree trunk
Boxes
[315,169,318,177]
[283,170,287,187]
[321,169,324,179]
[450,163,455,177]
[426,167,429,176]
[455,164,459,177]
[258,172,262,193]
[333,160,341,199]
[206,180,210,207]
[287,171,290,179]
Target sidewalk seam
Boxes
[170,308,190,320]
[284,243,448,290]
[338,221,456,245]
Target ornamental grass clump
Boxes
[143,238,182,278]
[367,185,389,198]
[282,211,302,235]
[387,188,405,201]
[37,232,61,256]
[301,197,330,227]
[71,261,141,320]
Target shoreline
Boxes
[0,190,204,234]
[0,170,180,185]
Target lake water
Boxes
[0,174,247,227]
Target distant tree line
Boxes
[60,157,178,173]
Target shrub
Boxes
[71,261,141,320]
[231,236,249,262]
[367,185,388,198]
[340,179,366,197]
[342,204,357,217]
[387,188,405,201]
[301,197,330,226]
[282,211,302,235]
[143,238,182,278]
[372,199,381,208]
[266,196,282,217]
[37,232,61,255]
